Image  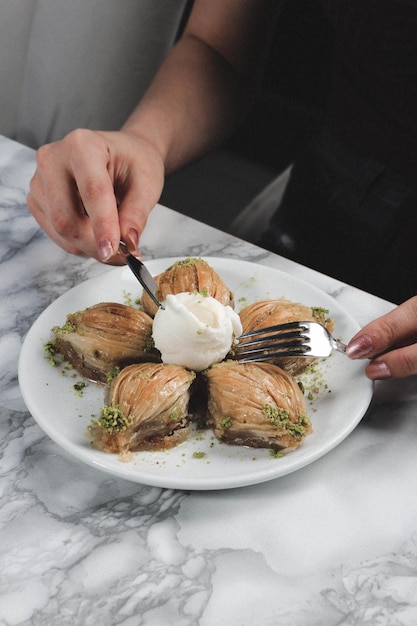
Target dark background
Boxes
[161,0,333,232]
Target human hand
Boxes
[346,296,417,379]
[27,128,165,263]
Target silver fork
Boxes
[235,321,346,362]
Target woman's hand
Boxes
[346,296,417,378]
[27,128,165,263]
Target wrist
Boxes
[121,108,173,171]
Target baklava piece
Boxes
[88,362,196,453]
[52,302,156,382]
[141,257,234,317]
[205,360,311,451]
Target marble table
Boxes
[1,134,417,626]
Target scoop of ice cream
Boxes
[152,292,242,371]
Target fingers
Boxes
[346,296,417,379]
[27,128,166,263]
[68,130,122,260]
[364,344,417,379]
[28,131,116,261]
[27,173,86,256]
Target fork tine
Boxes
[236,350,310,363]
[237,328,307,348]
[235,320,347,362]
[236,339,310,358]
[238,321,308,339]
[237,338,309,353]
[235,321,312,362]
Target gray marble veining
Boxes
[1,135,417,626]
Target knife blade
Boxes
[118,242,164,309]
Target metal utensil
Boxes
[118,241,164,309]
[235,321,346,362]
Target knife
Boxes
[118,241,164,309]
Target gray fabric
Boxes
[0,0,187,148]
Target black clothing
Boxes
[262,0,417,303]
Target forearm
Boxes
[122,33,252,175]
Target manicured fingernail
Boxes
[346,334,374,359]
[367,360,391,380]
[99,238,114,262]
[126,228,139,250]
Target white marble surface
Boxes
[2,134,417,625]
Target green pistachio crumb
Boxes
[90,405,133,434]
[262,405,290,426]
[106,366,121,383]
[44,341,59,366]
[170,257,203,269]
[73,381,86,396]
[143,334,155,352]
[59,321,77,334]
[122,290,133,306]
[311,307,330,324]
[269,449,285,458]
[262,405,310,440]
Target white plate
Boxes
[18,257,372,490]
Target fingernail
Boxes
[126,228,139,251]
[99,238,114,262]
[346,334,374,359]
[367,360,392,380]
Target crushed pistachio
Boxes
[298,360,331,410]
[73,381,87,397]
[169,257,203,269]
[122,290,133,306]
[90,405,133,434]
[311,306,329,317]
[263,404,290,426]
[192,451,206,459]
[143,333,155,353]
[44,341,59,366]
[269,449,285,458]
[262,405,310,441]
[106,366,121,383]
[56,321,77,334]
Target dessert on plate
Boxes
[204,360,311,451]
[88,362,196,452]
[152,291,242,371]
[52,302,156,383]
[141,257,234,317]
[48,258,333,456]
